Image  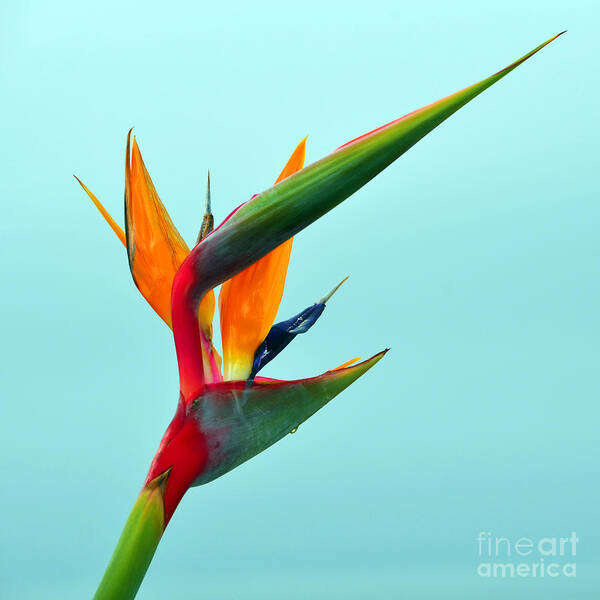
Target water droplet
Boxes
[290,426,298,434]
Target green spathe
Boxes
[191,351,386,485]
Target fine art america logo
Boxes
[477,532,578,578]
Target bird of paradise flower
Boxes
[76,33,563,600]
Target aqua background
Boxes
[1,1,598,598]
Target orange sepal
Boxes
[124,132,215,339]
[75,175,126,246]
[124,132,189,327]
[332,357,360,371]
[219,138,307,380]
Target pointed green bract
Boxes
[93,478,165,600]
[190,351,386,485]
[182,34,563,304]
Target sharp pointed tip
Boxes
[318,275,349,304]
[205,171,212,213]
[299,136,308,156]
[349,348,389,371]
[372,348,390,361]
[197,171,215,242]
[547,31,567,43]
[73,174,85,187]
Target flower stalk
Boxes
[93,474,167,600]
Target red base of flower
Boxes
[145,395,208,525]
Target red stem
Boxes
[145,395,208,524]
[171,259,207,402]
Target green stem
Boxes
[93,476,166,600]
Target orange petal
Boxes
[274,136,307,185]
[219,138,307,380]
[332,357,360,371]
[75,176,126,246]
[125,131,216,338]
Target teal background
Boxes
[1,1,598,598]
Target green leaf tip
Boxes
[190,351,387,486]
[179,33,564,329]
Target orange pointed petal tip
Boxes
[275,137,307,184]
[332,357,360,371]
[219,137,308,381]
[74,175,126,246]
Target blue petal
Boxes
[249,303,325,380]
